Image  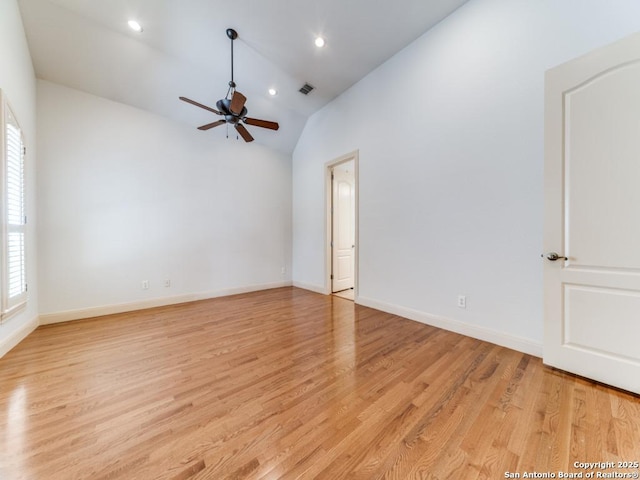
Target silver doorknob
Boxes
[544,252,568,261]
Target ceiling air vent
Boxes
[299,83,315,95]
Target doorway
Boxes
[326,152,358,300]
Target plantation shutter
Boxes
[2,99,27,317]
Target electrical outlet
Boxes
[164,279,171,288]
[457,295,466,309]
[281,267,286,275]
[141,280,149,290]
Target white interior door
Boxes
[544,32,640,394]
[332,163,355,293]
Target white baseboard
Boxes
[356,296,542,358]
[39,281,292,325]
[292,281,330,295]
[0,315,39,358]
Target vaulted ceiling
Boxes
[18,0,469,153]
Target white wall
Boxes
[292,0,640,355]
[37,80,291,320]
[0,0,39,356]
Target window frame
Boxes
[0,90,27,322]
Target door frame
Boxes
[325,150,359,298]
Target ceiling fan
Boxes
[179,28,279,142]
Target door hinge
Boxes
[330,274,333,280]
[23,146,26,156]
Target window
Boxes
[1,91,27,321]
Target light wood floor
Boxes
[333,289,354,301]
[1,287,639,480]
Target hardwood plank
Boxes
[1,287,639,479]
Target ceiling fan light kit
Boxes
[179,28,279,143]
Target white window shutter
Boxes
[2,93,27,319]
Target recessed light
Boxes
[268,88,278,96]
[315,36,325,48]
[128,20,143,33]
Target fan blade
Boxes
[235,124,254,142]
[244,117,279,131]
[230,91,247,115]
[179,97,221,115]
[198,120,226,130]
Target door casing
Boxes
[325,151,359,298]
